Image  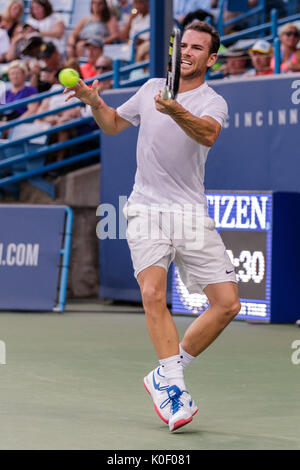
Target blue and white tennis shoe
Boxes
[143,367,198,431]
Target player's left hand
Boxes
[154,90,178,115]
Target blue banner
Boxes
[0,205,67,311]
[206,74,300,193]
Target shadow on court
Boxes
[0,302,299,450]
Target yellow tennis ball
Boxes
[58,68,79,87]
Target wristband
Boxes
[91,103,102,110]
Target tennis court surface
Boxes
[0,302,299,450]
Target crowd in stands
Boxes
[0,0,300,152]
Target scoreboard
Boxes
[172,192,300,323]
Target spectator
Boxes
[39,41,63,71]
[0,60,38,135]
[120,0,150,46]
[5,23,42,62]
[0,26,10,62]
[95,55,113,89]
[173,0,213,24]
[270,23,300,73]
[219,46,249,79]
[67,0,119,59]
[34,68,81,161]
[80,38,104,80]
[0,0,24,39]
[29,42,64,92]
[247,40,273,76]
[25,0,65,55]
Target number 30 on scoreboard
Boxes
[172,192,273,322]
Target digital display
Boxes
[172,192,273,322]
[220,230,266,300]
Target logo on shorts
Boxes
[226,270,234,274]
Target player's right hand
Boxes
[63,79,103,108]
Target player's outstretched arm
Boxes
[63,79,131,134]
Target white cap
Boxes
[249,39,272,54]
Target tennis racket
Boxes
[162,27,181,100]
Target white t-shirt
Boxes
[130,13,150,41]
[117,78,228,210]
[26,13,65,54]
[0,28,10,56]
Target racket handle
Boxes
[162,86,171,100]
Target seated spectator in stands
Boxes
[270,23,300,73]
[29,42,64,92]
[0,60,38,134]
[173,0,213,25]
[39,41,63,71]
[34,68,81,161]
[110,0,133,27]
[0,0,24,39]
[95,55,113,89]
[25,0,65,55]
[5,23,42,62]
[119,0,150,47]
[67,0,119,59]
[219,46,249,79]
[80,38,104,80]
[0,26,10,62]
[246,40,273,76]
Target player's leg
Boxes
[181,281,241,359]
[139,265,196,431]
[138,265,179,359]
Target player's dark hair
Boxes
[184,21,220,55]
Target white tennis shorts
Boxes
[124,204,237,294]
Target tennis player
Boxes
[64,21,241,432]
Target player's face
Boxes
[180,30,217,79]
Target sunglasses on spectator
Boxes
[284,31,300,37]
[96,65,111,71]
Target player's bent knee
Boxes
[141,285,166,312]
[223,299,241,322]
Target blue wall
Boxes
[205,74,300,193]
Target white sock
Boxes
[179,344,195,370]
[159,354,186,390]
